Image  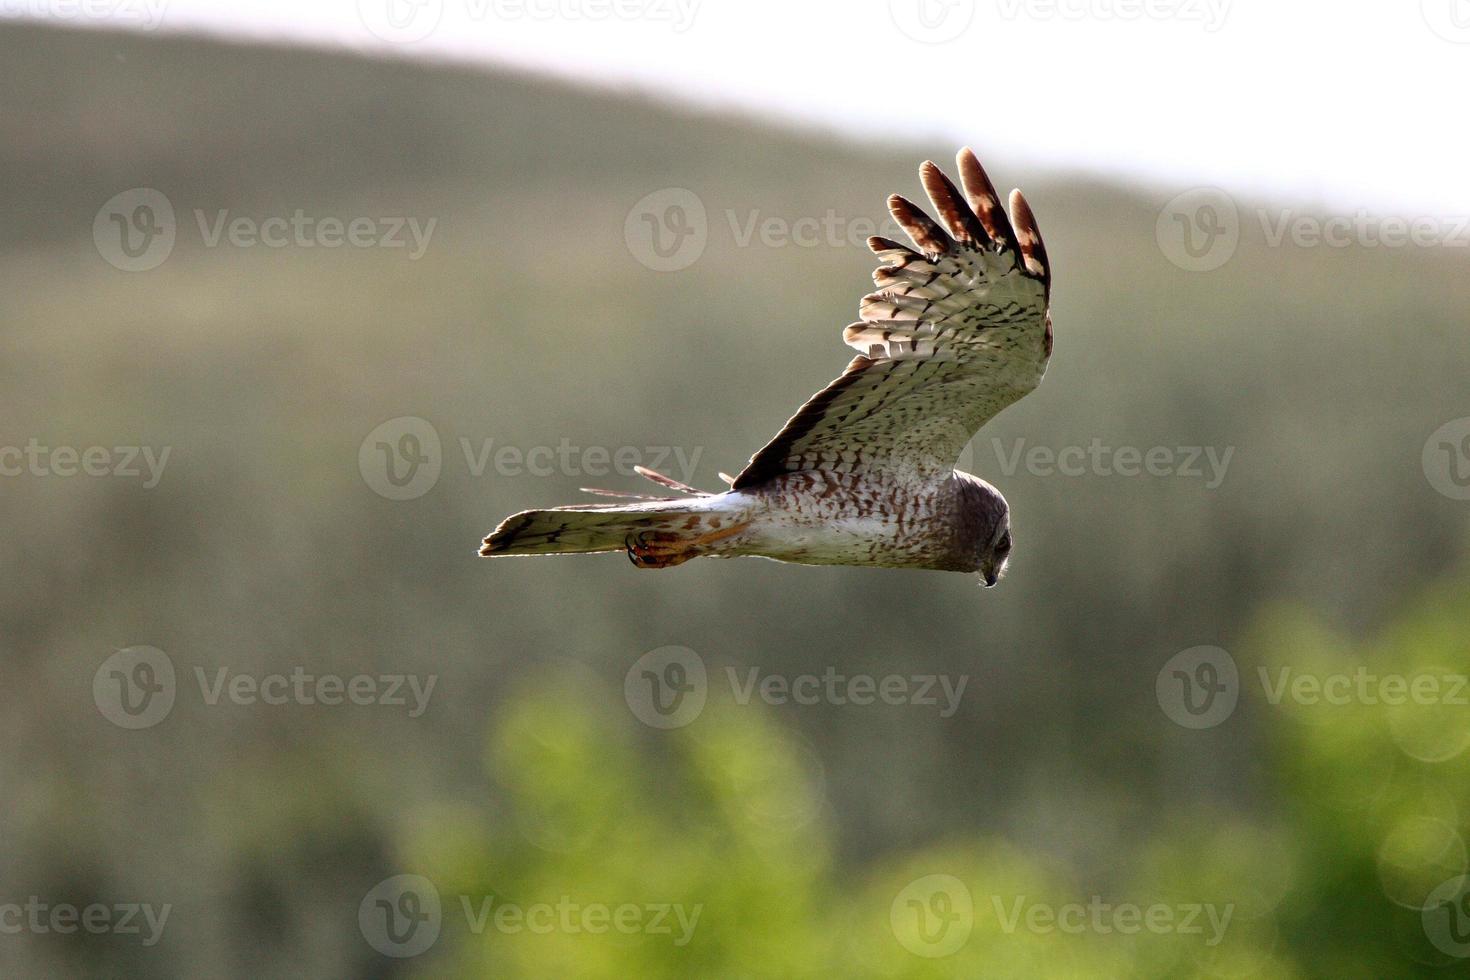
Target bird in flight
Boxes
[481,148,1052,586]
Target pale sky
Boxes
[17,0,1470,215]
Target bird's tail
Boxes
[479,499,706,557]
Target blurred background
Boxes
[4,2,1470,976]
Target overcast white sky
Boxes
[17,0,1470,214]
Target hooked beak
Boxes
[982,568,999,588]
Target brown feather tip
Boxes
[867,235,915,258]
[887,194,954,255]
[1007,188,1049,279]
[919,160,989,245]
[956,147,1017,248]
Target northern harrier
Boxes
[480,148,1052,586]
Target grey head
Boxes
[952,471,1012,587]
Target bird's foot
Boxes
[625,531,695,569]
[624,522,751,570]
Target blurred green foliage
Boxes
[408,580,1470,977]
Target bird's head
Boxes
[953,471,1011,587]
[979,518,1012,589]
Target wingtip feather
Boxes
[1007,187,1050,280]
[887,193,954,255]
[920,159,989,245]
[955,147,1017,248]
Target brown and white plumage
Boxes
[481,148,1053,584]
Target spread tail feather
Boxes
[479,500,702,557]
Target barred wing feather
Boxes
[732,149,1052,490]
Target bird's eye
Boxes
[997,532,1012,554]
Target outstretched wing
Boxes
[732,149,1052,490]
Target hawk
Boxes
[480,148,1052,586]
